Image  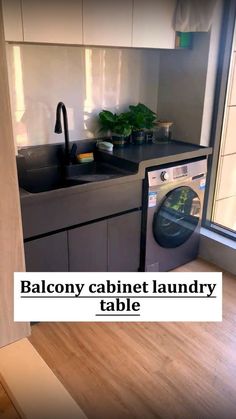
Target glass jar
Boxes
[153,121,173,143]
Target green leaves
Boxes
[98,110,132,137]
[98,103,157,136]
[127,103,157,131]
[98,110,117,130]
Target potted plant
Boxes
[127,103,157,145]
[98,110,132,147]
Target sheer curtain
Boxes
[174,0,217,32]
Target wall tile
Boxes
[7,44,159,147]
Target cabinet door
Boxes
[83,0,132,47]
[132,0,176,49]
[22,0,82,44]
[24,232,68,272]
[68,221,107,272]
[108,211,141,272]
[2,0,23,41]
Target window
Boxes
[213,30,236,237]
[205,6,236,241]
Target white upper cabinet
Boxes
[2,0,176,48]
[2,0,23,41]
[132,0,176,49]
[83,0,133,47]
[21,0,82,44]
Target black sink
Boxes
[21,162,129,194]
[21,166,88,193]
[24,178,88,193]
[65,161,128,178]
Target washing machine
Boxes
[140,158,207,272]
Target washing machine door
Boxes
[153,186,201,248]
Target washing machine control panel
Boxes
[147,159,207,187]
[160,171,169,181]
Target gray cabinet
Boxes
[68,210,141,272]
[108,211,141,272]
[23,179,142,272]
[68,220,107,272]
[24,231,68,272]
[22,180,142,239]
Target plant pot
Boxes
[132,130,145,145]
[111,134,128,148]
[144,129,154,143]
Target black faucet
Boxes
[54,102,70,164]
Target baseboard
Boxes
[199,228,236,275]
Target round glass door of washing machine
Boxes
[153,186,201,248]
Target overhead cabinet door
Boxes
[83,0,133,47]
[132,0,176,49]
[21,0,83,44]
[2,0,23,41]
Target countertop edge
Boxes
[19,145,212,201]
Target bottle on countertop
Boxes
[152,121,173,144]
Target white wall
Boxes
[6,44,160,147]
[158,32,210,145]
[158,0,223,146]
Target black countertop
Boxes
[19,140,212,238]
[107,140,211,163]
[19,140,212,199]
[98,140,212,178]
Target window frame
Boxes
[202,0,236,241]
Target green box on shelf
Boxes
[176,32,193,49]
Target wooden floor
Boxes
[28,259,236,419]
[0,382,20,419]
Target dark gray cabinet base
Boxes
[108,211,141,272]
[68,220,107,272]
[24,231,68,272]
[68,210,141,272]
[25,210,141,273]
